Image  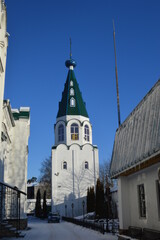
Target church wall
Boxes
[52,143,98,217]
[119,162,160,231]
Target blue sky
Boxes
[4,0,160,179]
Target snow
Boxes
[2,216,118,240]
[75,211,95,220]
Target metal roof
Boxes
[57,67,89,118]
[110,79,160,178]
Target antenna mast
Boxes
[113,20,121,127]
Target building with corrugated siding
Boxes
[110,80,160,232]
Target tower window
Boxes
[70,80,73,86]
[70,88,74,96]
[85,161,89,169]
[70,97,75,107]
[63,161,67,170]
[84,125,90,141]
[71,123,79,140]
[58,124,64,142]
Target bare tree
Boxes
[99,159,118,220]
[99,159,111,188]
[39,156,51,199]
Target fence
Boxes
[62,216,119,235]
[0,181,26,237]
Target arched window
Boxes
[70,88,74,96]
[63,161,67,170]
[71,123,79,140]
[84,125,89,141]
[70,97,75,107]
[58,124,64,142]
[70,80,73,86]
[85,161,89,169]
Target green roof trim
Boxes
[13,111,30,120]
[57,69,89,118]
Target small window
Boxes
[70,80,73,86]
[58,124,64,142]
[70,88,74,96]
[84,125,90,141]
[71,123,79,140]
[70,98,75,107]
[85,161,89,169]
[63,161,67,170]
[156,180,160,219]
[138,184,146,218]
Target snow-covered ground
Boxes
[2,216,118,240]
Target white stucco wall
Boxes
[52,144,99,217]
[0,102,14,182]
[118,162,160,231]
[11,113,30,218]
[52,115,99,217]
[26,199,51,214]
[0,1,8,137]
[1,105,30,219]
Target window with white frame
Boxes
[70,97,75,107]
[84,125,89,141]
[138,184,146,218]
[63,161,67,170]
[58,124,64,142]
[70,88,74,96]
[71,123,79,140]
[85,161,89,169]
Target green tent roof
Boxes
[57,67,89,118]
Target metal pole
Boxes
[18,192,20,232]
[93,148,96,191]
[71,203,74,218]
[65,204,67,217]
[113,20,121,127]
[72,150,75,196]
[82,200,85,221]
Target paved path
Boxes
[2,217,118,240]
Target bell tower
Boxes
[51,54,99,217]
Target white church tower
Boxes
[52,55,99,217]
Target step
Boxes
[18,233,26,238]
[4,224,13,228]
